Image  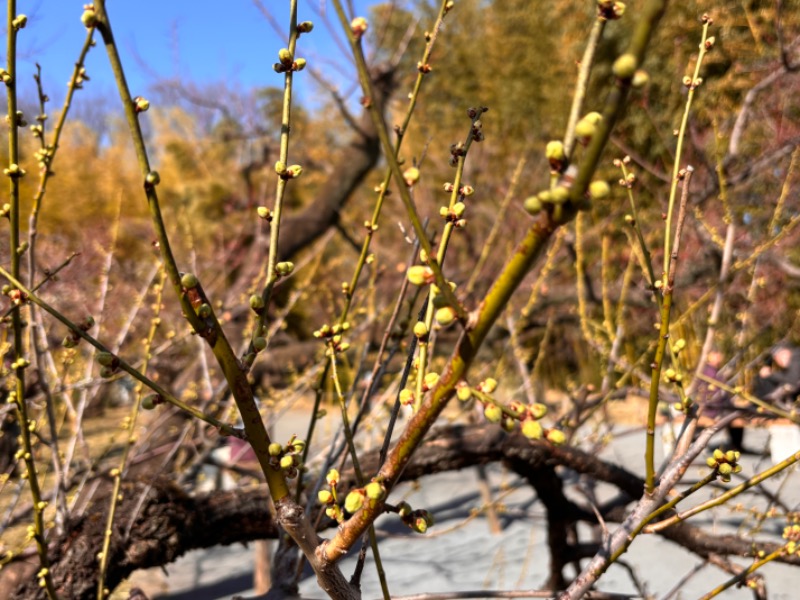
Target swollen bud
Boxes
[403,166,421,186]
[344,490,365,513]
[181,273,199,289]
[612,54,638,79]
[483,404,503,423]
[435,306,457,327]
[522,419,543,439]
[269,443,283,456]
[524,195,543,215]
[546,429,566,445]
[407,265,434,286]
[589,180,611,200]
[365,481,385,501]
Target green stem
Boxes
[5,3,57,596]
[330,0,464,319]
[93,0,290,502]
[0,268,238,436]
[251,0,299,354]
[699,547,786,600]
[563,17,606,160]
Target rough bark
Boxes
[10,424,798,599]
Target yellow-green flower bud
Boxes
[344,490,364,513]
[274,161,287,175]
[550,186,569,204]
[276,261,295,276]
[279,455,295,470]
[524,195,543,215]
[326,469,340,486]
[318,490,333,504]
[407,265,434,286]
[545,140,565,161]
[269,443,283,456]
[278,48,294,65]
[528,403,548,419]
[253,337,267,351]
[413,322,428,338]
[521,419,543,439]
[482,378,498,393]
[399,389,415,406]
[134,97,150,113]
[546,429,566,445]
[589,180,611,200]
[456,383,472,401]
[250,294,265,311]
[435,306,457,326]
[294,58,307,71]
[351,16,368,37]
[257,206,271,220]
[484,403,503,423]
[181,273,199,289]
[424,372,440,388]
[81,9,97,28]
[717,463,733,476]
[632,69,649,88]
[365,481,384,500]
[612,53,638,79]
[97,351,115,367]
[145,171,160,186]
[403,166,420,186]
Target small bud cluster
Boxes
[275,261,295,278]
[783,518,800,555]
[274,161,303,179]
[3,163,26,179]
[575,111,603,142]
[396,501,435,533]
[460,378,565,443]
[682,75,703,90]
[96,351,121,379]
[62,315,95,348]
[706,448,742,483]
[268,435,306,479]
[523,185,569,216]
[3,286,28,306]
[318,468,344,521]
[313,321,351,355]
[273,48,308,74]
[597,1,626,20]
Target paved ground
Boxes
[126,421,800,600]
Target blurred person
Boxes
[697,350,743,452]
[754,343,800,408]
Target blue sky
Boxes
[11,1,374,109]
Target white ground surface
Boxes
[127,422,800,600]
